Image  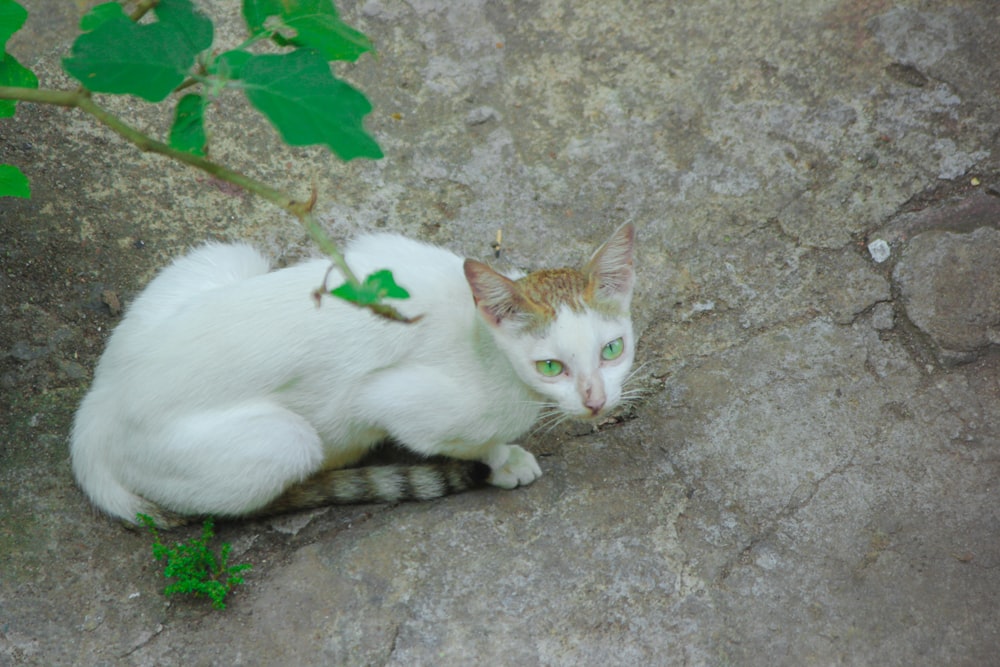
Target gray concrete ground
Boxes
[2,1,999,665]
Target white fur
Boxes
[490,306,634,418]
[70,231,634,523]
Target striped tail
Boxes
[259,461,491,516]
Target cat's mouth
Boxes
[575,403,612,421]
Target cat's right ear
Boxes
[584,223,636,305]
[464,260,529,327]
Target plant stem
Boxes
[0,85,364,291]
[129,0,160,22]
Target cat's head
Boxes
[464,224,636,419]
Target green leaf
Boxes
[242,0,372,62]
[0,0,34,115]
[211,49,253,79]
[330,269,409,305]
[241,49,382,160]
[170,93,207,156]
[0,0,27,50]
[329,282,369,305]
[63,0,213,102]
[79,2,126,32]
[272,18,372,62]
[241,0,274,34]
[0,51,37,117]
[0,164,30,198]
[155,0,213,55]
[63,21,188,101]
[366,270,410,299]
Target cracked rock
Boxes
[871,302,895,331]
[893,227,1000,363]
[821,251,891,325]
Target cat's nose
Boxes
[579,376,607,416]
[584,393,606,415]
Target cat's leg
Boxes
[135,401,326,519]
[358,368,542,489]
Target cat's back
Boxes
[343,233,472,312]
[96,234,478,391]
[345,233,464,281]
[137,234,471,320]
[113,242,270,332]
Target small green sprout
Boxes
[137,514,252,610]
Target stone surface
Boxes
[2,1,999,666]
[894,227,1000,363]
[871,301,895,331]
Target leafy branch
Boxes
[0,0,415,320]
[0,84,361,291]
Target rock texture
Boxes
[895,227,1000,364]
[2,1,999,666]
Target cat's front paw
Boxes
[486,444,542,489]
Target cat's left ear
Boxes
[584,223,635,306]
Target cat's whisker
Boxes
[534,407,562,425]
[537,412,572,436]
[627,360,652,374]
[623,361,652,384]
[620,387,650,400]
[521,399,559,409]
[619,361,657,402]
[533,407,571,435]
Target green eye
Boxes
[535,359,564,377]
[602,337,625,361]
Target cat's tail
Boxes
[258,461,492,516]
[117,461,490,529]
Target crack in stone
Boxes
[716,456,860,583]
[381,623,402,667]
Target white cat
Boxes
[70,224,636,527]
